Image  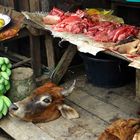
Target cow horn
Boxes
[61,80,76,96]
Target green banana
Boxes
[0,84,4,91]
[0,77,4,84]
[6,68,11,76]
[5,83,10,91]
[7,63,12,69]
[1,64,7,72]
[1,72,9,80]
[2,95,11,107]
[0,57,4,65]
[3,57,10,64]
[4,79,9,86]
[2,103,8,116]
[0,97,4,112]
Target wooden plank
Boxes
[29,0,40,12]
[45,34,55,70]
[52,45,77,84]
[82,83,140,117]
[29,34,42,77]
[67,88,133,123]
[12,58,31,68]
[0,116,54,140]
[37,100,107,140]
[136,69,140,98]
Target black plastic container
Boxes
[80,52,135,88]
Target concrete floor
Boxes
[0,69,140,140]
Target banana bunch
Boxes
[0,57,12,119]
[0,95,11,119]
[0,57,12,95]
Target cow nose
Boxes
[10,104,19,111]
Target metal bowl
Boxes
[0,13,11,30]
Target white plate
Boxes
[0,13,11,30]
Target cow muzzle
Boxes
[9,102,26,119]
[9,103,19,111]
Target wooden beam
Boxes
[45,34,55,70]
[29,34,42,78]
[0,116,54,140]
[136,69,140,98]
[17,0,30,11]
[12,58,31,68]
[52,45,77,84]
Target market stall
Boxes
[23,7,140,97]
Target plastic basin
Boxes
[80,52,135,88]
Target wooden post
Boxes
[16,0,30,11]
[45,34,55,70]
[29,0,40,12]
[8,0,15,8]
[52,45,77,84]
[136,69,140,98]
[8,67,36,102]
[29,34,42,78]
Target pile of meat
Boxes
[43,8,140,43]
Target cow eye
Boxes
[43,98,51,103]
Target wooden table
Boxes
[24,11,140,98]
[0,27,42,76]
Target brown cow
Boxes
[9,80,79,123]
[98,119,140,140]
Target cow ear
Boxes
[58,104,79,119]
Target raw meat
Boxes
[43,8,140,43]
[43,7,65,25]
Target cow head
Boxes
[9,80,79,123]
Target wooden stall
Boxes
[0,0,55,84]
[1,1,140,140]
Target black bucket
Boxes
[80,52,135,88]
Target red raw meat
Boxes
[43,15,61,25]
[112,25,139,42]
[49,7,64,17]
[93,31,111,42]
[43,8,140,43]
[52,16,90,34]
[43,7,65,25]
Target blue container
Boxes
[80,52,135,88]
